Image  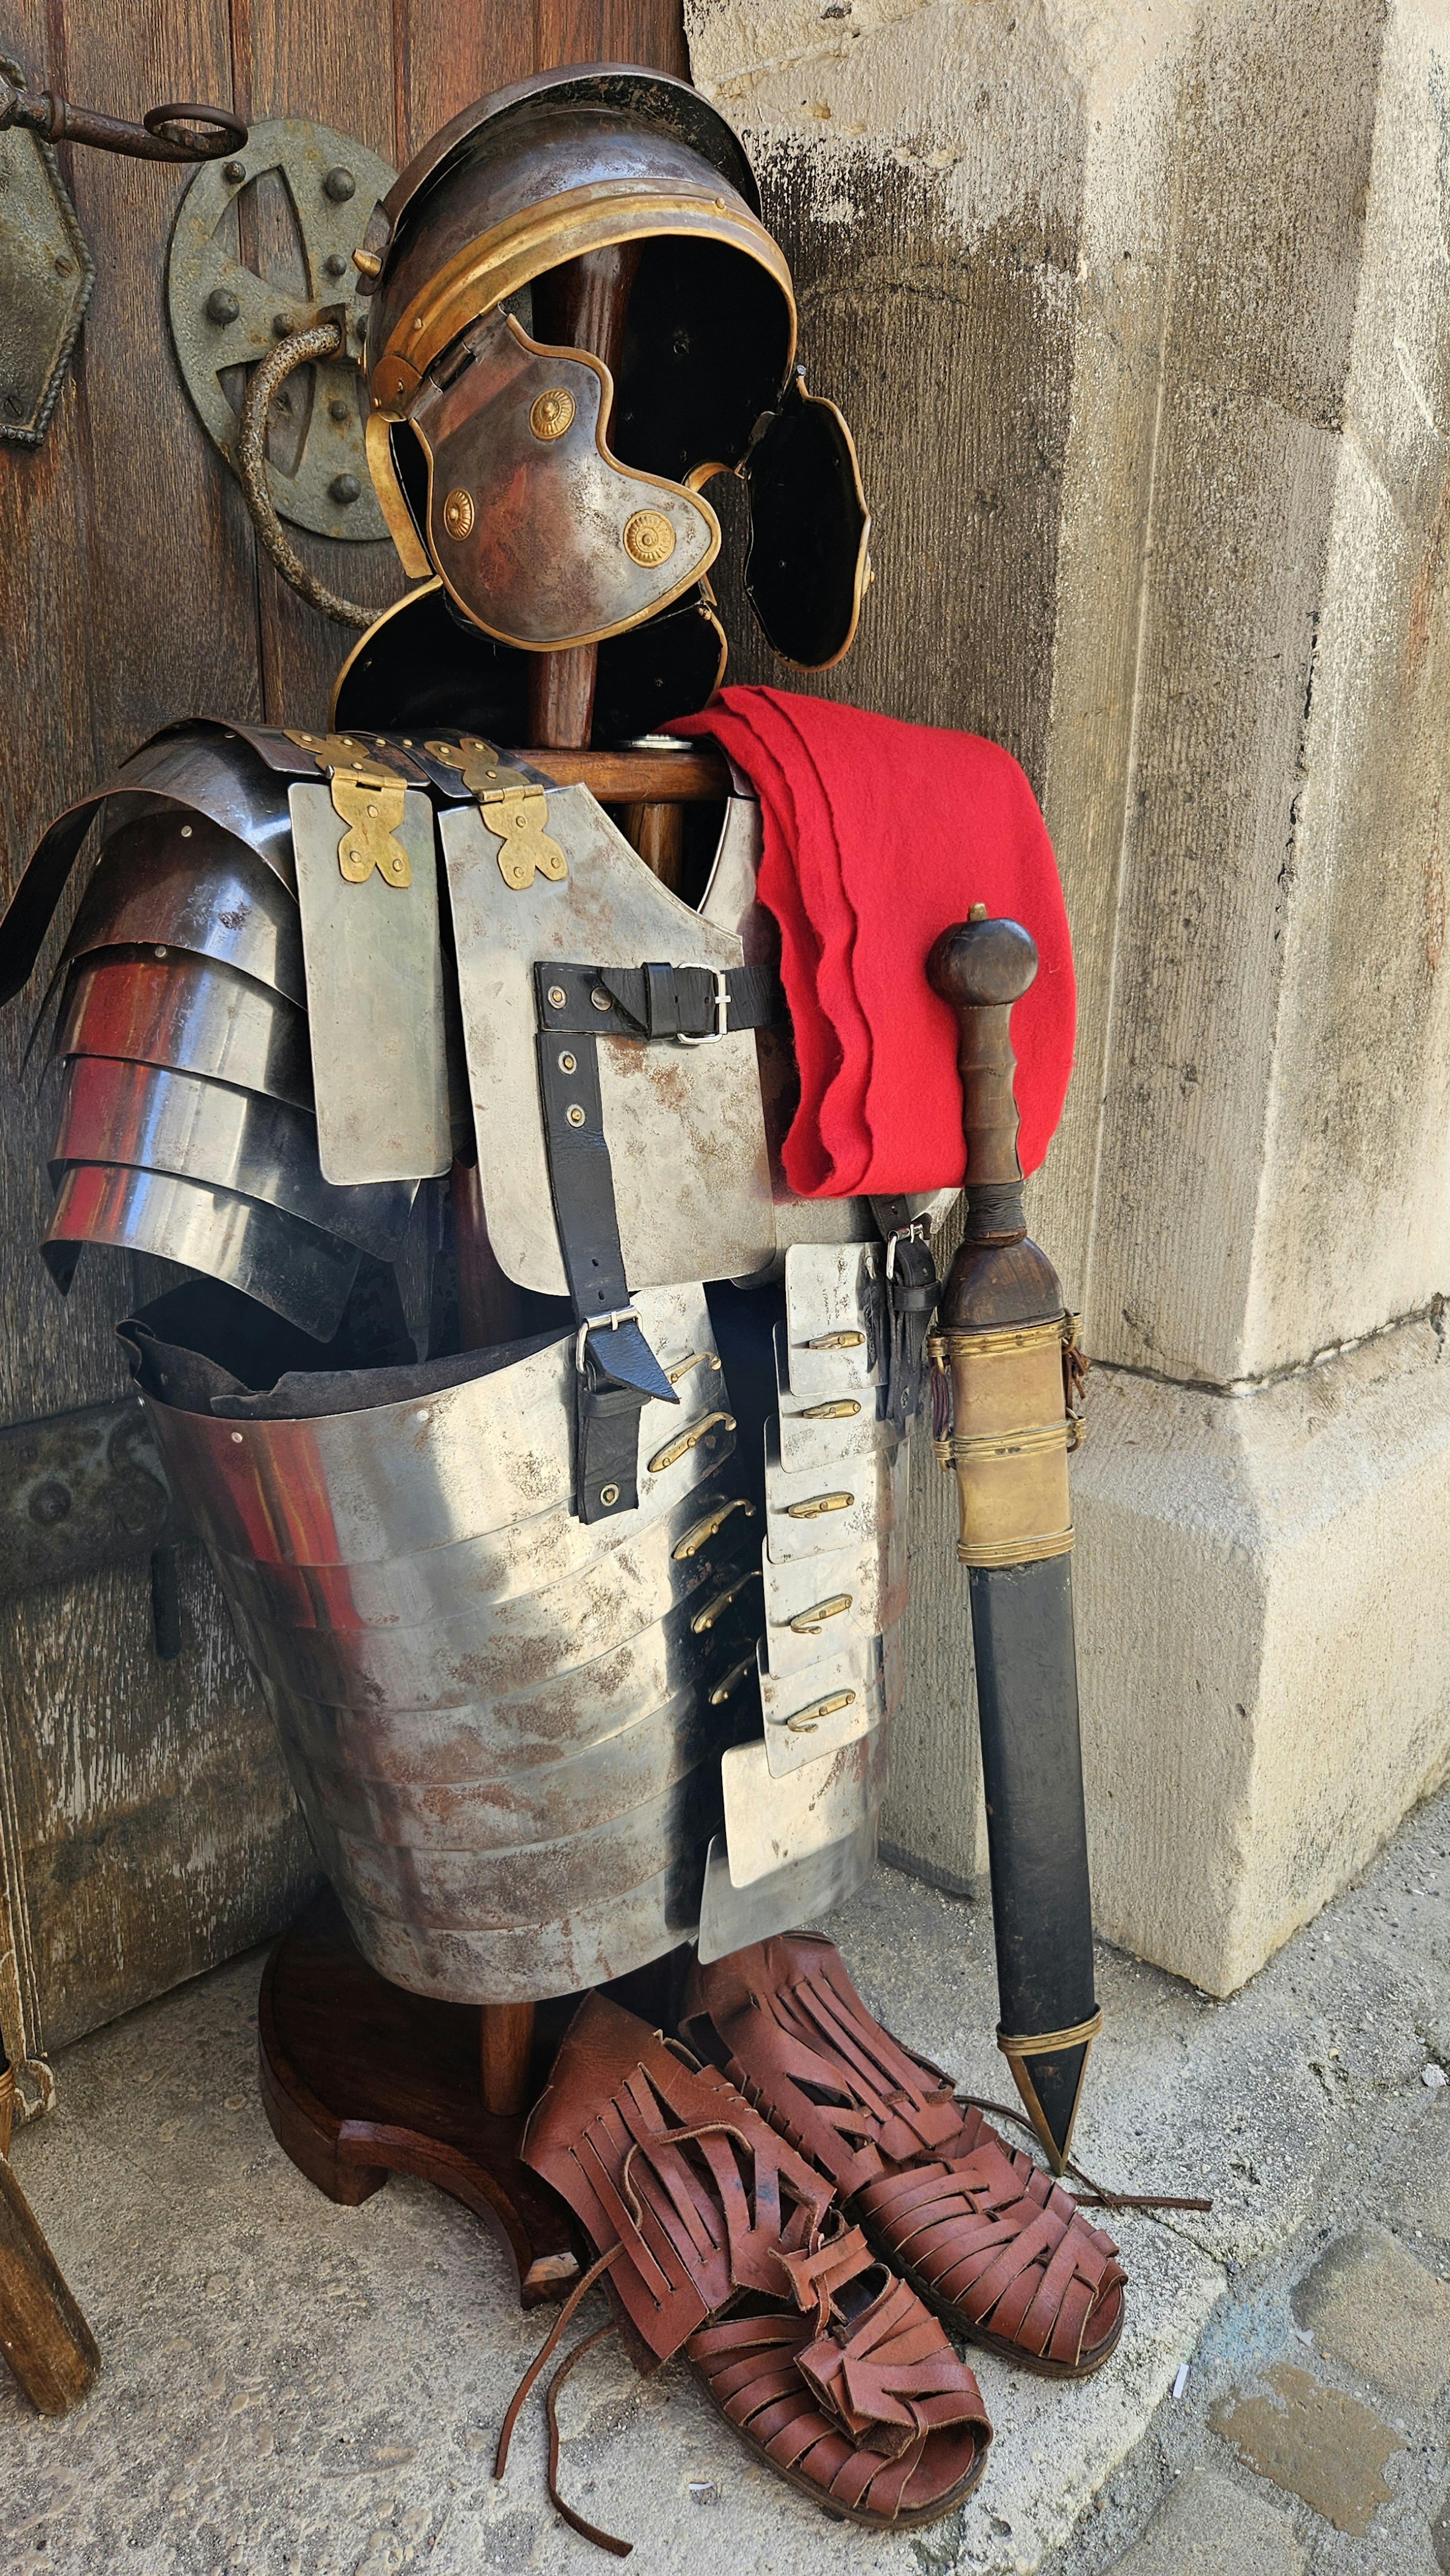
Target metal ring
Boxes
[143,102,248,161]
[236,327,379,627]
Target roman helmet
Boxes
[333,65,869,739]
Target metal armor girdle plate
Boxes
[133,1284,748,2003]
[47,1165,361,1340]
[444,784,776,1298]
[6,712,922,2013]
[63,816,306,1004]
[54,953,313,1112]
[49,1057,414,1261]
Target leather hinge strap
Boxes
[533,964,677,1524]
[539,961,783,1044]
[871,1196,940,1435]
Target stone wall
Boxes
[686,0,1450,1991]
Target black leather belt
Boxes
[539,961,748,1523]
[538,960,783,1045]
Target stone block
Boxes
[1210,2360,1403,2536]
[1291,2221,1450,2409]
[1071,1322,1450,1992]
[1105,2463,1305,2575]
[686,0,1450,1984]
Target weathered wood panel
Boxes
[0,0,685,2068]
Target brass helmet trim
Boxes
[360,65,764,278]
[368,182,796,418]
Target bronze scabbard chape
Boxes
[932,1314,1075,1568]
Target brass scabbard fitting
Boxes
[931,1312,1078,1569]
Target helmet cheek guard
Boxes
[350,66,869,722]
[410,311,721,649]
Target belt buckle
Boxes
[884,1219,927,1280]
[575,1307,641,1373]
[677,964,730,1046]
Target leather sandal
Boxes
[683,1932,1133,2380]
[496,1991,992,2551]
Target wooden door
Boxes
[0,0,685,2096]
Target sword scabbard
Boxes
[926,908,1098,2174]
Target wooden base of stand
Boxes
[258,1888,580,2309]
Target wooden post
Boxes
[0,2048,101,2415]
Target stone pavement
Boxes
[2,1775,1446,2576]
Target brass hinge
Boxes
[425,736,568,891]
[284,730,412,886]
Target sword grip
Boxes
[926,907,1037,1189]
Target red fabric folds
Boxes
[668,687,1074,1196]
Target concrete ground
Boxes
[2,1780,1447,2576]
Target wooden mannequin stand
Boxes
[258,244,731,2306]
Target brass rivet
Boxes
[566,1104,586,1127]
[547,985,567,1009]
[600,1483,620,1507]
[591,988,611,1011]
[558,1051,577,1073]
[442,487,474,540]
[367,804,378,818]
[389,857,404,875]
[623,508,676,568]
[529,386,576,441]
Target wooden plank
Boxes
[236,0,404,727]
[396,2,539,163]
[536,0,686,74]
[0,0,316,2057]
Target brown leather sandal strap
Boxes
[494,2243,624,2478]
[955,2096,1213,2212]
[545,2323,634,2559]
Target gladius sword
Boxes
[927,904,1098,2173]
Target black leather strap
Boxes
[538,961,783,1044]
[871,1196,940,1436]
[533,965,679,1524]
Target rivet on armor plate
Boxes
[599,1483,620,1508]
[547,986,566,1009]
[782,1689,856,1734]
[667,1349,723,1386]
[691,1568,762,1633]
[785,1592,853,1635]
[623,509,676,568]
[710,1655,755,1706]
[565,1104,586,1128]
[591,988,611,1011]
[648,1410,736,1475]
[672,1496,754,1558]
[528,387,575,441]
[442,487,475,539]
[558,1051,577,1073]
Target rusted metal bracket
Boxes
[0,59,242,449]
[0,1394,191,1607]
